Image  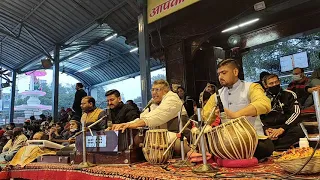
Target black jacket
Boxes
[72,89,87,112]
[261,89,301,130]
[109,102,140,124]
[96,102,140,129]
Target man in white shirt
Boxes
[112,79,189,153]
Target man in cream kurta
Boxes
[112,79,189,153]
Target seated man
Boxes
[80,96,105,130]
[203,59,274,160]
[261,74,304,150]
[32,132,49,140]
[0,128,28,163]
[62,120,80,141]
[287,67,309,108]
[104,89,140,125]
[112,79,189,153]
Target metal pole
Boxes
[52,44,60,121]
[178,111,185,160]
[138,0,151,107]
[87,86,91,96]
[197,108,207,165]
[192,108,218,173]
[82,121,87,164]
[312,91,320,135]
[9,71,17,123]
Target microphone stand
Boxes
[192,107,218,173]
[71,115,107,138]
[77,120,96,169]
[172,112,194,167]
[76,113,107,169]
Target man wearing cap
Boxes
[0,128,28,163]
[63,120,81,141]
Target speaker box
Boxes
[41,59,53,69]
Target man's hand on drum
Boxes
[224,108,240,119]
[268,128,285,140]
[265,128,273,136]
[111,123,130,133]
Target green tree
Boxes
[96,87,107,109]
[151,74,166,85]
[242,31,320,85]
[133,73,167,106]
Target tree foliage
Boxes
[242,32,320,86]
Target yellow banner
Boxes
[147,0,200,24]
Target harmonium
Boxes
[74,128,147,165]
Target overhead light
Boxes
[69,52,83,59]
[105,33,117,41]
[130,47,138,53]
[222,18,259,33]
[238,18,259,27]
[77,67,91,73]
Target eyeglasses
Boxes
[150,88,162,92]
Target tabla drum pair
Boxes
[142,129,173,164]
[192,117,258,159]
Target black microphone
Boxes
[142,99,153,112]
[215,87,227,123]
[106,107,112,128]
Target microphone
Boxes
[142,99,153,112]
[106,107,112,128]
[215,86,227,123]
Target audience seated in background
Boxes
[32,132,49,140]
[303,68,320,109]
[48,123,63,141]
[177,86,186,103]
[0,129,7,152]
[261,74,304,151]
[61,120,80,141]
[287,67,310,108]
[126,100,141,115]
[0,128,27,163]
[6,123,15,131]
[199,82,216,107]
[255,71,270,91]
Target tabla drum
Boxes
[190,125,213,153]
[142,129,173,164]
[207,117,258,159]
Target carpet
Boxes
[1,158,320,180]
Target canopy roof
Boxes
[0,0,163,87]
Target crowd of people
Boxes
[0,58,319,166]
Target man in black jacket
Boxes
[72,83,87,119]
[261,74,304,150]
[103,89,140,127]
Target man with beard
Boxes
[73,83,87,119]
[203,59,273,160]
[104,90,140,126]
[261,74,303,150]
[0,127,28,163]
[80,96,105,130]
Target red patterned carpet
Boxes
[0,159,319,180]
